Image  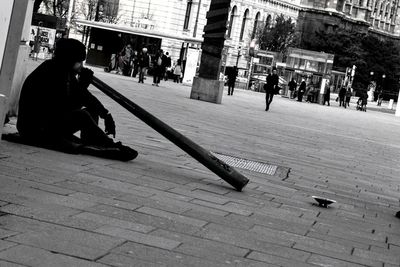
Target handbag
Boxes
[274,85,281,95]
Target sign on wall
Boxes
[183,48,200,84]
[30,26,56,48]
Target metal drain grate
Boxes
[211,152,277,175]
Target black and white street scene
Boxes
[1,0,400,266]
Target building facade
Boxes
[69,0,300,75]
[298,0,400,44]
[42,0,400,75]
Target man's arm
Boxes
[78,68,116,137]
[77,68,108,117]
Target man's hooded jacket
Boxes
[17,39,108,139]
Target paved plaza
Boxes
[0,60,400,266]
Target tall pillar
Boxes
[190,0,231,104]
[8,0,33,117]
[395,89,400,117]
[0,0,32,138]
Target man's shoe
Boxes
[396,211,400,218]
[79,143,138,162]
[114,142,139,161]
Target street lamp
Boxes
[235,46,241,68]
[66,0,76,37]
[377,74,385,106]
[370,71,374,86]
[396,78,400,117]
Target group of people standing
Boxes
[338,87,353,108]
[110,44,183,85]
[289,79,368,111]
[150,49,172,86]
[288,79,329,104]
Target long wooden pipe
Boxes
[91,76,249,191]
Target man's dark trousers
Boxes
[265,89,274,111]
[228,82,235,95]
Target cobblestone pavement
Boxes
[0,60,400,266]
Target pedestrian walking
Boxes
[152,50,163,86]
[227,66,237,96]
[138,47,150,83]
[297,79,306,102]
[162,52,172,81]
[345,88,352,107]
[339,86,346,108]
[105,34,124,73]
[118,44,133,76]
[173,59,183,83]
[131,50,139,77]
[264,67,279,111]
[323,85,331,106]
[306,83,316,103]
[356,91,368,111]
[288,78,297,99]
[16,38,138,161]
[377,90,383,106]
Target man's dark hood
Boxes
[54,38,86,67]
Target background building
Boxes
[37,0,400,88]
[298,0,400,45]
[68,0,300,80]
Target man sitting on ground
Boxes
[16,38,138,161]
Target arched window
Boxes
[239,9,249,41]
[266,14,272,27]
[227,6,237,38]
[183,0,193,30]
[252,12,261,39]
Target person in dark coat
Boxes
[131,50,139,77]
[345,88,352,107]
[152,50,163,86]
[162,52,172,81]
[17,38,138,161]
[264,67,279,111]
[297,79,306,102]
[138,47,150,83]
[339,86,347,108]
[227,66,237,96]
[118,44,133,76]
[323,85,331,106]
[306,83,316,103]
[288,78,297,99]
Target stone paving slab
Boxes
[0,245,109,267]
[109,242,232,267]
[1,60,400,266]
[0,260,26,267]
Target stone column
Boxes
[395,89,400,117]
[0,0,32,138]
[190,0,231,104]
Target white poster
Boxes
[0,0,14,69]
[183,48,200,84]
[30,26,56,48]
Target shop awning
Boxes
[74,19,203,44]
